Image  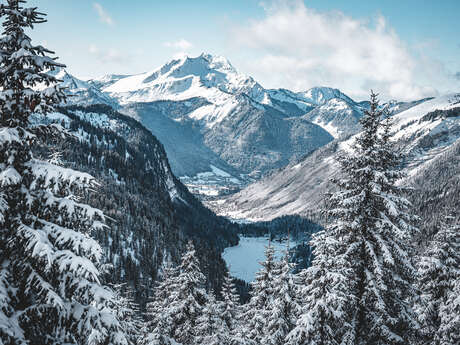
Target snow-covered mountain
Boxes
[298,87,356,106]
[104,54,268,111]
[50,68,119,108]
[302,98,363,139]
[87,73,132,90]
[96,54,369,192]
[57,53,433,199]
[211,93,460,222]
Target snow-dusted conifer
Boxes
[168,241,207,345]
[262,249,298,345]
[286,229,353,345]
[220,270,241,332]
[439,277,460,345]
[416,215,460,344]
[0,1,127,344]
[140,265,178,345]
[195,293,229,345]
[112,283,143,345]
[240,242,276,344]
[219,270,246,345]
[289,92,418,345]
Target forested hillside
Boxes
[34,104,240,307]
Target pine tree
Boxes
[439,277,460,345]
[140,265,178,345]
[195,293,229,345]
[286,230,353,345]
[168,241,207,345]
[240,243,276,344]
[262,250,299,345]
[0,1,127,344]
[112,283,143,345]
[415,215,460,344]
[220,270,241,332]
[219,270,244,345]
[289,92,418,345]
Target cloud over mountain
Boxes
[232,0,441,101]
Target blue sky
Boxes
[27,0,460,100]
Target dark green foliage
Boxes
[238,215,321,240]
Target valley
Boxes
[50,53,460,283]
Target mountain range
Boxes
[211,94,460,232]
[54,53,460,230]
[43,52,460,302]
[59,53,385,196]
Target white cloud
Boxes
[231,0,447,100]
[93,3,114,27]
[88,44,128,64]
[164,39,194,51]
[88,44,98,54]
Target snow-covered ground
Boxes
[179,164,250,198]
[222,236,292,282]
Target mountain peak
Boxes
[199,53,236,72]
[103,53,264,105]
[300,86,355,106]
[161,53,240,83]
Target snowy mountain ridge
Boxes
[210,92,460,221]
[46,68,119,108]
[57,53,434,198]
[103,53,268,127]
[102,53,362,129]
[96,54,350,191]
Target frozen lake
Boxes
[222,236,290,282]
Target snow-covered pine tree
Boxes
[220,270,241,333]
[286,229,353,345]
[140,265,178,345]
[240,242,276,344]
[0,1,127,344]
[195,293,229,345]
[219,270,244,345]
[289,91,419,345]
[111,283,143,345]
[439,276,460,345]
[415,214,460,344]
[168,241,207,345]
[262,249,298,345]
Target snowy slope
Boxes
[49,69,119,108]
[393,94,460,131]
[87,74,132,90]
[303,97,363,139]
[212,93,460,221]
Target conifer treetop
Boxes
[0,0,66,127]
